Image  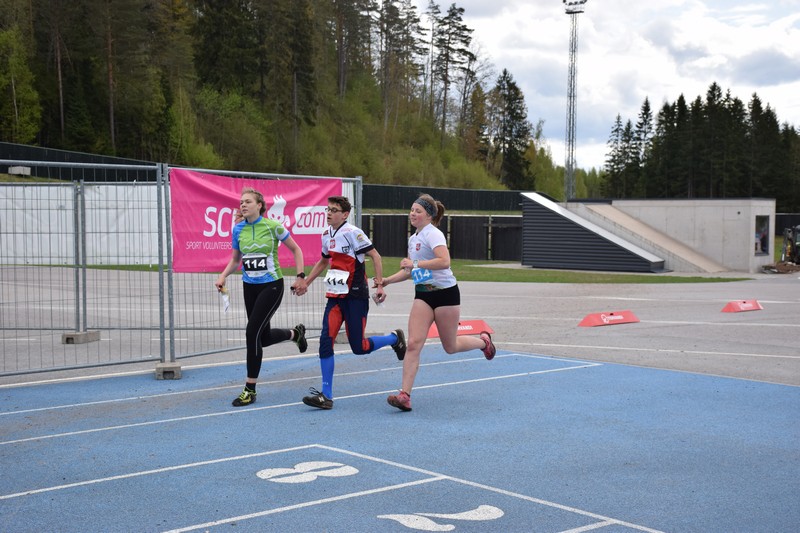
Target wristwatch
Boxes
[412,260,419,269]
[296,272,306,279]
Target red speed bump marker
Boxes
[578,310,639,327]
[427,319,494,339]
[721,300,763,313]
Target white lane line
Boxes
[316,445,664,533]
[500,342,800,360]
[162,477,447,533]
[0,359,598,445]
[471,315,800,328]
[1,439,663,533]
[585,297,797,305]
[0,354,571,416]
[463,294,800,305]
[313,363,599,404]
[0,445,317,501]
[559,520,618,533]
[0,352,320,389]
[400,363,599,393]
[638,320,798,328]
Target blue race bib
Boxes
[411,267,433,285]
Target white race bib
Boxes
[324,269,350,295]
[242,253,269,278]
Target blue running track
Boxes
[1,347,799,532]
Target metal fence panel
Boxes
[1,179,168,374]
[1,161,360,376]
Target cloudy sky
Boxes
[414,0,800,170]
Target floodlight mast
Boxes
[563,0,587,200]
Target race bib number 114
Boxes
[411,267,433,285]
[324,269,350,294]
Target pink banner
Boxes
[170,169,341,273]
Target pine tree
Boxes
[633,97,653,196]
[619,120,637,198]
[431,3,473,145]
[421,0,440,119]
[747,95,783,199]
[329,0,374,99]
[192,0,258,93]
[719,91,748,198]
[461,82,489,162]
[490,68,531,189]
[0,26,41,143]
[603,114,623,196]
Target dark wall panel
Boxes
[776,213,800,234]
[490,217,522,261]
[363,184,521,212]
[522,197,663,272]
[362,214,524,262]
[361,214,410,258]
[448,216,487,260]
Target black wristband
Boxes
[296,272,306,279]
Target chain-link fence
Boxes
[0,160,360,376]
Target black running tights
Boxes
[242,279,291,379]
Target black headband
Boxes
[415,198,436,217]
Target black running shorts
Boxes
[414,284,460,309]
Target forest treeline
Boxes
[1,1,798,210]
[606,83,800,211]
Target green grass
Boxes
[39,258,749,283]
[374,257,750,284]
[775,235,784,263]
[0,174,63,183]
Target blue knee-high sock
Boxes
[369,332,398,351]
[320,357,334,398]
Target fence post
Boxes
[163,164,176,366]
[72,183,81,333]
[62,179,101,345]
[79,180,88,333]
[488,215,493,260]
[155,164,181,379]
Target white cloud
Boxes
[413,0,800,169]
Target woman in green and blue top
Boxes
[215,187,309,407]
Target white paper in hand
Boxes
[219,287,230,313]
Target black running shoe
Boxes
[232,387,256,407]
[392,329,406,361]
[293,323,307,353]
[302,387,333,410]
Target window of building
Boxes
[755,216,769,255]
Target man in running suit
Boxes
[296,196,406,409]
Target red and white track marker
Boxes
[427,319,493,339]
[578,310,639,327]
[721,300,763,313]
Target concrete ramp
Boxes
[572,202,729,273]
[521,193,666,273]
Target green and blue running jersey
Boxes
[232,216,290,284]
